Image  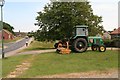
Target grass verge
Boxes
[18,50,118,78]
[20,41,55,52]
[4,37,23,43]
[2,54,32,77]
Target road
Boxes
[0,38,30,54]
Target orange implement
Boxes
[59,48,71,54]
[57,41,71,54]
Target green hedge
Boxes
[104,39,120,48]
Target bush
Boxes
[103,39,113,47]
[112,39,120,48]
[104,39,120,48]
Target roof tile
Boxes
[110,27,120,34]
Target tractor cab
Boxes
[72,25,88,39]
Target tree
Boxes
[1,21,15,34]
[35,1,105,41]
[27,31,35,37]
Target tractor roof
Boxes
[75,25,88,28]
[88,36,102,39]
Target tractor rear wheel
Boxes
[72,38,88,53]
[99,45,106,52]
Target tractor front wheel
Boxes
[99,45,106,52]
[91,45,97,51]
[72,38,88,53]
[54,43,59,49]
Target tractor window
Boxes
[76,28,86,36]
[89,39,93,43]
[72,28,76,36]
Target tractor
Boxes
[54,25,106,53]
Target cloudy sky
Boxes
[2,0,119,32]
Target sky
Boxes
[1,0,119,32]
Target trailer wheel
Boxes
[73,38,87,53]
[99,45,106,52]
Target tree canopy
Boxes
[1,21,15,34]
[35,1,105,41]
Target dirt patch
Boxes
[36,69,118,78]
[6,55,36,78]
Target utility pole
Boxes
[0,0,5,58]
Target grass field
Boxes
[2,54,32,77]
[4,37,23,43]
[20,41,55,52]
[2,50,118,78]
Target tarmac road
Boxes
[2,38,30,53]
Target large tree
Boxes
[1,21,15,34]
[35,1,104,41]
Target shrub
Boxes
[103,39,113,47]
[104,39,120,48]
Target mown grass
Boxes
[20,41,55,52]
[2,50,118,78]
[2,54,32,77]
[0,60,2,78]
[4,37,23,43]
[18,50,118,78]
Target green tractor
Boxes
[54,25,106,53]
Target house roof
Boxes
[110,27,120,35]
[0,29,13,35]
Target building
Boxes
[14,32,27,37]
[0,29,14,40]
[110,27,120,39]
[103,32,111,40]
